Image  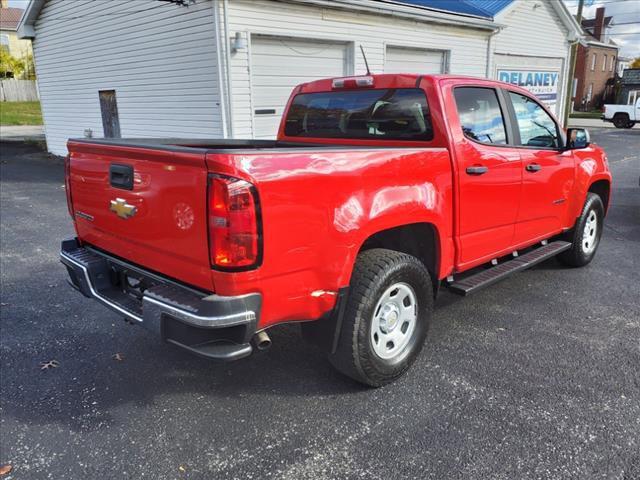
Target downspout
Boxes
[213,0,228,137]
[485,27,501,79]
[223,0,235,137]
[561,37,581,127]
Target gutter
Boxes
[17,0,43,38]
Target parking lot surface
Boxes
[1,129,639,479]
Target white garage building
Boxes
[18,0,581,156]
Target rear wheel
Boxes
[613,113,630,128]
[558,193,604,267]
[625,121,636,129]
[328,249,433,387]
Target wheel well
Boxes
[613,112,629,119]
[588,180,610,212]
[359,223,439,289]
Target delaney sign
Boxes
[498,69,560,112]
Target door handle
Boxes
[466,165,488,175]
[526,163,542,173]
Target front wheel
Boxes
[328,249,433,387]
[558,193,604,267]
[613,114,630,128]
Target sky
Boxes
[7,0,640,59]
[563,0,640,59]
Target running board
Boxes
[448,241,571,296]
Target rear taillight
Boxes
[64,155,74,218]
[208,174,262,270]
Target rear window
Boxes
[284,88,433,141]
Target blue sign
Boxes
[497,69,560,111]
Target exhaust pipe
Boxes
[252,330,272,351]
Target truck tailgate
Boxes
[67,141,214,291]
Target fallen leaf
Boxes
[178,465,186,472]
[0,464,13,475]
[112,353,124,362]
[0,303,8,307]
[40,360,59,370]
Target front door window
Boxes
[508,92,559,149]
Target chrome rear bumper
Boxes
[60,238,261,361]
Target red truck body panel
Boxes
[66,74,611,330]
[68,142,214,291]
[206,147,454,327]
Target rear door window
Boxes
[284,88,433,140]
[508,92,559,148]
[454,87,507,145]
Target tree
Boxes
[631,57,640,69]
[21,54,36,80]
[0,50,24,79]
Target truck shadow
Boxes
[0,318,367,433]
[1,254,575,433]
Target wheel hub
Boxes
[379,303,401,333]
[581,209,598,254]
[370,282,418,360]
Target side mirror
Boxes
[566,128,590,149]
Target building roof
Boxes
[388,0,514,19]
[581,16,613,30]
[0,7,24,31]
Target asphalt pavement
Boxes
[1,129,639,480]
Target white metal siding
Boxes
[492,0,571,121]
[33,0,222,155]
[384,46,445,74]
[250,35,348,138]
[224,0,490,138]
[494,0,568,58]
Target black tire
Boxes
[558,193,604,267]
[624,121,636,129]
[613,114,629,128]
[328,249,433,387]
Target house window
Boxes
[0,34,9,53]
[587,83,593,102]
[602,55,607,71]
[591,53,596,71]
[610,56,615,72]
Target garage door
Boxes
[384,46,445,75]
[251,36,349,138]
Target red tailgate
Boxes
[67,141,214,291]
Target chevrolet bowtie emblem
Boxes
[109,198,137,219]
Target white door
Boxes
[250,36,349,139]
[384,46,445,75]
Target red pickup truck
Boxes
[61,74,611,386]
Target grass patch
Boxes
[569,111,602,119]
[0,101,43,125]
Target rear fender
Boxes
[334,205,449,288]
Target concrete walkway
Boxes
[0,125,45,142]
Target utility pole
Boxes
[563,0,585,128]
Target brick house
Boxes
[573,7,618,111]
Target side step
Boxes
[448,241,571,296]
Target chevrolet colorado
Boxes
[61,74,611,386]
